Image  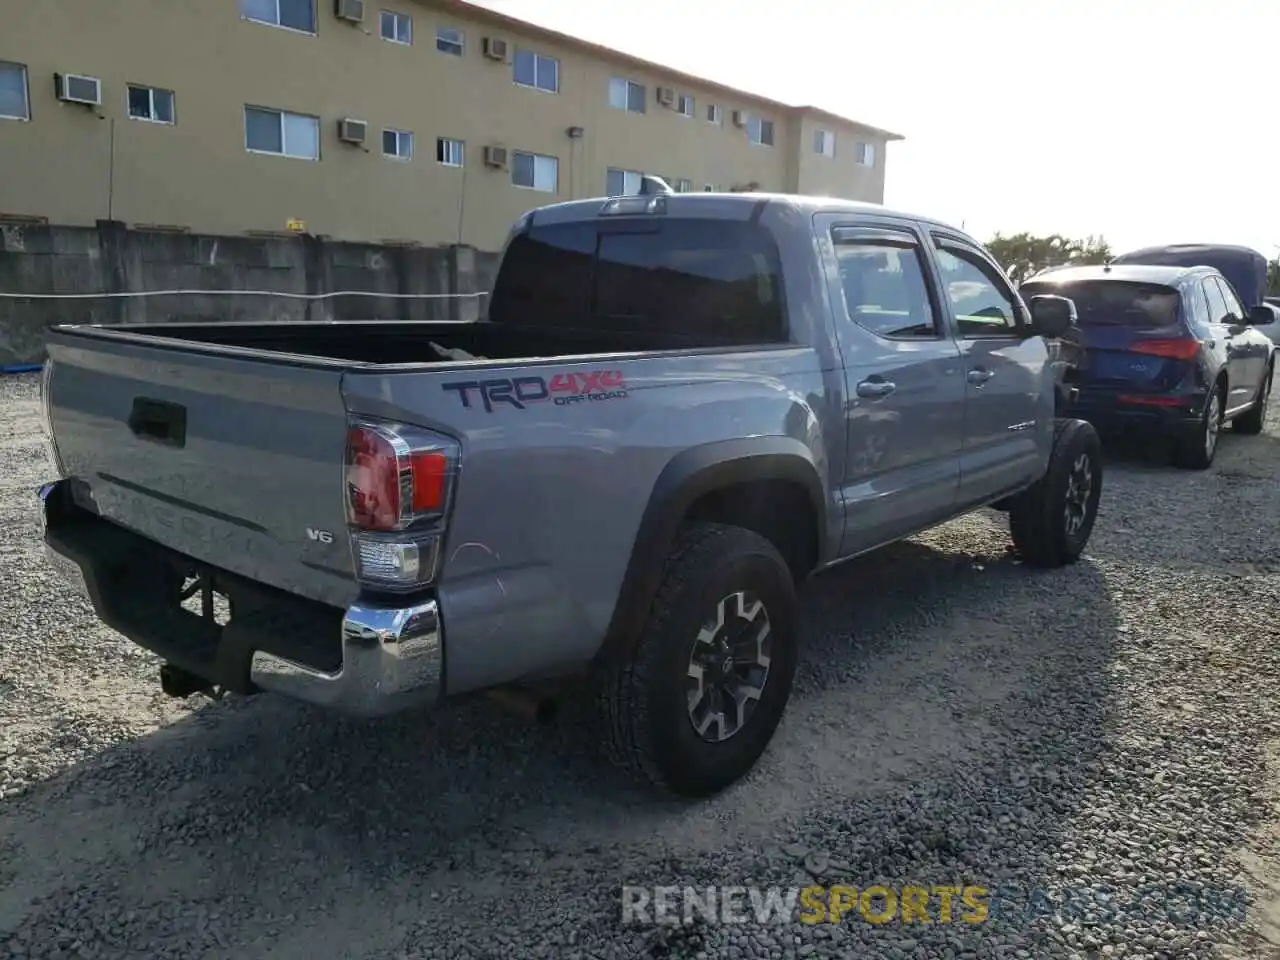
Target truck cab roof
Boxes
[520,191,968,235]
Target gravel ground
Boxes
[2,369,1280,960]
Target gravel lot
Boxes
[2,369,1280,960]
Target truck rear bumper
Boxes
[38,479,443,718]
[248,601,442,717]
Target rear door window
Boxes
[1020,280,1181,329]
[1202,278,1230,325]
[489,217,786,343]
[833,235,940,340]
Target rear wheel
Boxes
[596,522,799,798]
[1233,363,1272,436]
[1173,385,1223,469]
[1008,418,1103,568]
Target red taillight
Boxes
[1116,394,1186,408]
[409,451,448,513]
[1130,338,1201,361]
[344,421,456,532]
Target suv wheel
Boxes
[597,522,799,798]
[1008,418,1104,568]
[1173,387,1223,469]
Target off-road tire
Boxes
[1173,383,1224,469]
[596,522,799,798]
[1233,363,1272,436]
[1008,418,1103,568]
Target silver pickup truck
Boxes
[37,190,1102,798]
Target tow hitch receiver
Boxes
[159,662,222,701]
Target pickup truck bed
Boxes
[39,190,1103,798]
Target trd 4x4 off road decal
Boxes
[441,370,628,413]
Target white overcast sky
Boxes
[473,0,1278,258]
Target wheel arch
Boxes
[593,438,827,666]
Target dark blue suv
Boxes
[1020,263,1275,469]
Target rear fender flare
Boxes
[593,437,827,665]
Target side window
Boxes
[934,242,1022,337]
[1184,281,1212,335]
[1214,277,1246,321]
[1202,278,1230,325]
[833,236,940,340]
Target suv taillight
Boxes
[344,419,459,591]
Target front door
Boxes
[928,233,1050,507]
[820,219,966,557]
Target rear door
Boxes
[818,217,966,555]
[1208,276,1266,408]
[44,331,357,609]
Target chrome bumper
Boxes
[249,600,443,718]
[40,483,444,719]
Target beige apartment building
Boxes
[0,0,903,251]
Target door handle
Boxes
[967,368,995,386]
[855,378,896,399]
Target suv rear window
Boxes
[1020,279,1181,328]
[488,218,786,343]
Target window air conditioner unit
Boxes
[55,73,102,107]
[483,37,509,61]
[334,0,364,22]
[337,117,367,144]
[483,145,508,169]
[656,86,675,107]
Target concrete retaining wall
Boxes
[0,220,500,366]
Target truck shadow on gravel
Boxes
[1,517,1126,954]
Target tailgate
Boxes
[44,331,357,609]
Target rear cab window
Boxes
[488,216,787,344]
[1019,279,1183,331]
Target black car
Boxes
[1020,263,1275,469]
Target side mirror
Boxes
[1026,294,1076,339]
[1247,305,1275,326]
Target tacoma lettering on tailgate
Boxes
[441,370,628,413]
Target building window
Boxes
[606,168,644,196]
[676,94,694,118]
[855,141,876,166]
[513,151,558,192]
[436,26,463,55]
[674,178,692,193]
[513,49,559,93]
[706,104,722,125]
[814,128,835,158]
[608,77,646,114]
[437,137,464,167]
[126,85,175,124]
[383,128,413,159]
[747,116,775,147]
[703,184,719,192]
[240,0,316,34]
[0,61,31,121]
[380,10,412,44]
[244,106,319,160]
